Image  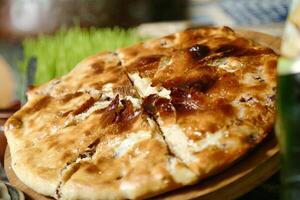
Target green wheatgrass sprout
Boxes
[20,26,145,85]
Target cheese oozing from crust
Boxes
[124,96,142,109]
[189,130,228,152]
[167,157,197,185]
[114,130,151,158]
[159,124,198,164]
[128,73,171,99]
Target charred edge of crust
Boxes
[55,138,100,199]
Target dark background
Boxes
[0,0,187,42]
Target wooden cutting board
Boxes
[4,30,281,200]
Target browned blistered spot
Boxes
[6,117,23,130]
[191,75,218,93]
[266,58,277,76]
[142,94,159,117]
[182,27,208,40]
[188,44,210,60]
[115,100,141,132]
[84,131,92,137]
[125,47,139,59]
[143,87,235,121]
[209,148,229,163]
[27,118,37,130]
[156,98,174,116]
[85,164,99,174]
[60,92,83,103]
[214,38,274,58]
[248,83,267,91]
[61,151,72,160]
[170,88,202,114]
[163,67,218,93]
[107,77,119,84]
[267,58,277,69]
[100,96,140,132]
[215,38,248,55]
[107,65,122,74]
[101,95,121,126]
[28,96,51,113]
[216,44,239,55]
[142,89,205,117]
[72,97,96,115]
[207,123,219,133]
[126,55,161,73]
[210,73,240,97]
[216,99,235,116]
[90,61,105,73]
[142,94,174,117]
[164,34,175,40]
[89,82,103,90]
[47,140,60,149]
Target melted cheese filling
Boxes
[159,124,197,164]
[78,88,102,99]
[74,101,112,122]
[167,158,197,184]
[189,130,227,152]
[101,83,115,99]
[128,73,171,99]
[124,96,141,109]
[210,58,243,73]
[160,123,228,164]
[114,131,151,158]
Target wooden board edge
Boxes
[4,147,52,200]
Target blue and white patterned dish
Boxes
[189,0,289,26]
[0,181,25,200]
[0,164,24,200]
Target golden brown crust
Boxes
[120,27,277,175]
[61,114,197,200]
[5,27,277,199]
[27,52,130,99]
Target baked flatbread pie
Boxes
[4,27,277,199]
